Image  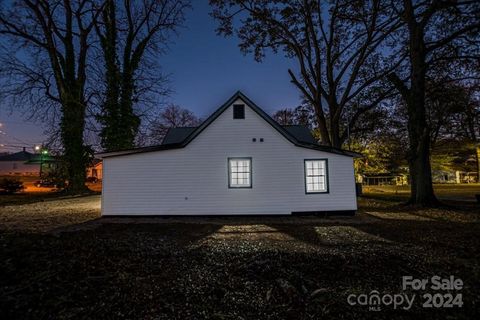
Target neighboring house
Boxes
[98,91,359,216]
[87,159,103,180]
[432,170,457,184]
[0,148,39,176]
[360,173,408,186]
[25,153,60,177]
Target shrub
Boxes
[0,178,25,194]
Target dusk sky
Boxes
[0,1,300,153]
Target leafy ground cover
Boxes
[0,193,479,319]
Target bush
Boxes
[0,178,25,194]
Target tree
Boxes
[272,104,315,128]
[350,100,408,175]
[272,108,295,126]
[210,0,401,147]
[426,82,472,148]
[149,104,201,143]
[387,0,480,205]
[0,0,103,194]
[95,0,190,151]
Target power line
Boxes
[0,120,43,126]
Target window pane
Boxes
[229,158,252,187]
[305,160,327,193]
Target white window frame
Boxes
[228,157,252,188]
[304,159,328,193]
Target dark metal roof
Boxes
[162,127,197,145]
[98,91,360,158]
[163,125,318,146]
[282,125,318,144]
[0,151,34,161]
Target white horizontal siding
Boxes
[102,98,357,215]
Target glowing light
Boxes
[35,145,41,151]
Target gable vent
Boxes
[233,104,245,119]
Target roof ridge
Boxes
[98,91,360,158]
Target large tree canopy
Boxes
[210,0,402,148]
[95,0,190,151]
[0,0,103,193]
[387,0,480,205]
[0,0,190,193]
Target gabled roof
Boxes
[282,125,318,144]
[164,125,318,145]
[0,150,34,161]
[162,127,197,145]
[98,91,360,158]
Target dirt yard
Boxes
[0,195,479,319]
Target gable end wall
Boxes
[102,98,357,215]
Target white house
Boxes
[99,91,359,216]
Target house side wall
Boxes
[102,99,357,215]
[0,161,40,176]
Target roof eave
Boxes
[96,143,184,159]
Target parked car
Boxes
[34,179,65,188]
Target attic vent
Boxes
[233,104,245,119]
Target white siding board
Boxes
[102,98,357,215]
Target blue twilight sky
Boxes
[0,1,301,152]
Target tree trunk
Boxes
[312,100,331,146]
[98,0,123,151]
[97,0,141,151]
[61,95,88,194]
[119,70,140,149]
[407,122,437,205]
[330,119,341,148]
[405,23,438,206]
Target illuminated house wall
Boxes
[100,92,357,215]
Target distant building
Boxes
[359,173,408,186]
[86,159,102,180]
[0,148,39,176]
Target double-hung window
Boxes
[228,158,252,188]
[304,159,328,193]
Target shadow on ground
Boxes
[1,213,479,319]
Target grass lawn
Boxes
[0,192,479,319]
[362,183,480,202]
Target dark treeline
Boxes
[0,0,190,193]
[0,0,479,205]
